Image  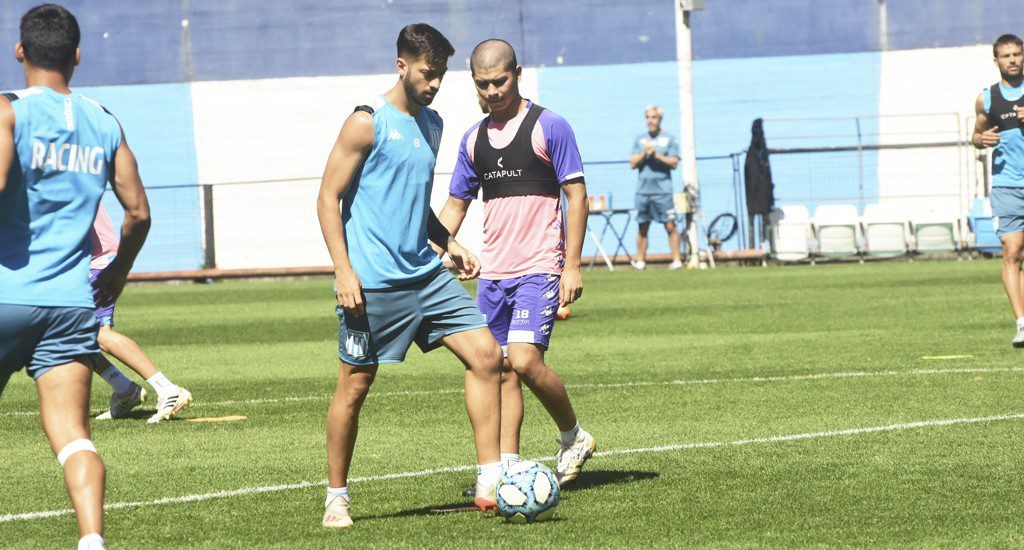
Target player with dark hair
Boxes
[438,39,596,493]
[316,23,503,528]
[0,4,151,549]
[973,33,1024,346]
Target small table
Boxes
[586,209,634,271]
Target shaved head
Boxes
[470,39,518,73]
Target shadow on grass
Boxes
[359,470,659,522]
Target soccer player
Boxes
[437,39,596,490]
[0,5,151,549]
[315,24,504,528]
[972,34,1024,346]
[90,203,192,422]
[629,105,684,270]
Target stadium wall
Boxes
[2,1,1023,269]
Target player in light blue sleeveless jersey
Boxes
[316,24,503,528]
[973,34,1024,347]
[0,6,151,549]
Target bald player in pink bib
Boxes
[89,204,192,423]
[439,39,596,490]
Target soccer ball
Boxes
[555,306,570,320]
[496,460,560,523]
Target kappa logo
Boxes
[541,306,555,317]
[540,323,552,335]
[544,289,557,299]
[387,129,404,141]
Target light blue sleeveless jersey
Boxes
[343,96,444,289]
[0,86,122,308]
[983,82,1024,188]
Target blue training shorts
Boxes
[991,187,1024,238]
[635,193,678,224]
[337,268,489,366]
[0,304,99,393]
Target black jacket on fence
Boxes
[744,118,774,216]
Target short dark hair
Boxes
[20,4,80,71]
[993,33,1023,57]
[397,23,454,66]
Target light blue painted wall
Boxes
[542,51,882,256]
[693,51,882,247]
[539,62,683,259]
[76,83,204,272]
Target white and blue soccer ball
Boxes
[496,460,560,523]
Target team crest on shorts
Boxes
[344,330,370,359]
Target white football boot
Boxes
[322,496,353,528]
[554,429,596,486]
[96,384,147,420]
[148,387,193,423]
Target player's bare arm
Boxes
[432,196,474,272]
[560,178,587,306]
[0,97,13,194]
[428,209,479,280]
[652,152,680,169]
[973,93,1000,149]
[438,195,472,236]
[629,149,646,169]
[95,131,151,302]
[317,110,373,317]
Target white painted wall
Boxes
[877,45,996,219]
[192,69,539,270]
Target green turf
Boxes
[4,260,1024,548]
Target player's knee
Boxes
[57,438,100,469]
[340,373,374,405]
[507,353,544,378]
[638,224,650,237]
[468,342,503,375]
[665,221,677,233]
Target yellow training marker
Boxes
[921,355,974,360]
[186,415,248,423]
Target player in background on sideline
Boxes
[316,24,504,528]
[437,39,596,490]
[972,34,1024,347]
[89,203,192,422]
[629,105,683,270]
[0,5,150,549]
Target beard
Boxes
[402,76,435,107]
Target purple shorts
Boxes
[477,273,560,352]
[89,268,116,327]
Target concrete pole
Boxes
[674,1,701,266]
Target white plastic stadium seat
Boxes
[771,205,812,261]
[812,204,861,259]
[861,203,910,258]
[912,208,961,254]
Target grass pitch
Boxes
[3,260,1024,547]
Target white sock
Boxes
[560,422,582,446]
[99,365,135,395]
[78,533,105,550]
[500,453,521,469]
[146,372,178,399]
[325,486,348,507]
[477,462,502,488]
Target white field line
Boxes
[3,412,1023,524]
[1,366,1022,419]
